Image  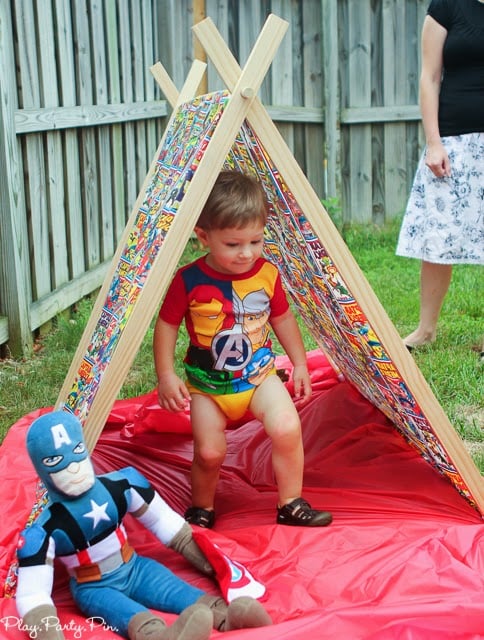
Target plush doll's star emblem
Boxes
[84,499,111,528]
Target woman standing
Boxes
[396,0,484,354]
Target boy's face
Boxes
[195,223,265,275]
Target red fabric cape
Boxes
[1,351,483,639]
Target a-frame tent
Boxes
[55,14,482,514]
[1,14,483,640]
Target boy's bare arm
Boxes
[153,317,191,411]
[270,310,312,403]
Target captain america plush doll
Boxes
[15,411,271,640]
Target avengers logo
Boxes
[212,329,253,371]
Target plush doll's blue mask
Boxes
[26,411,95,499]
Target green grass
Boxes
[0,224,482,472]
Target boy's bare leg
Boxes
[251,374,332,527]
[251,375,304,505]
[189,393,228,510]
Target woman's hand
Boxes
[425,140,451,178]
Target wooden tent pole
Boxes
[192,0,207,94]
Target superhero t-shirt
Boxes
[159,256,289,394]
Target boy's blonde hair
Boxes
[196,170,269,231]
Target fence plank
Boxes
[381,0,408,220]
[302,0,324,197]
[238,1,267,100]
[15,101,167,133]
[55,0,85,280]
[403,1,421,198]
[205,0,230,91]
[371,1,385,223]
[15,0,51,300]
[416,0,427,151]
[322,0,339,199]
[344,0,372,223]
[161,0,192,92]
[0,0,32,354]
[119,0,139,214]
[142,1,159,161]
[340,104,420,123]
[91,0,114,261]
[74,0,101,270]
[105,0,127,243]
[131,2,148,191]
[291,2,305,171]
[270,0,294,150]
[39,3,70,288]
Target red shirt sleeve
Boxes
[158,269,187,326]
[269,267,290,319]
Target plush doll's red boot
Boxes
[127,604,213,640]
[197,595,272,631]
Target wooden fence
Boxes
[0,0,428,356]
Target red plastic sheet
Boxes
[1,351,483,639]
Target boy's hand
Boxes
[292,364,312,406]
[157,372,191,412]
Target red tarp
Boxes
[1,351,483,639]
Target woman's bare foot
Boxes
[403,329,436,350]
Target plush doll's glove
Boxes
[167,522,215,576]
[22,604,65,640]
